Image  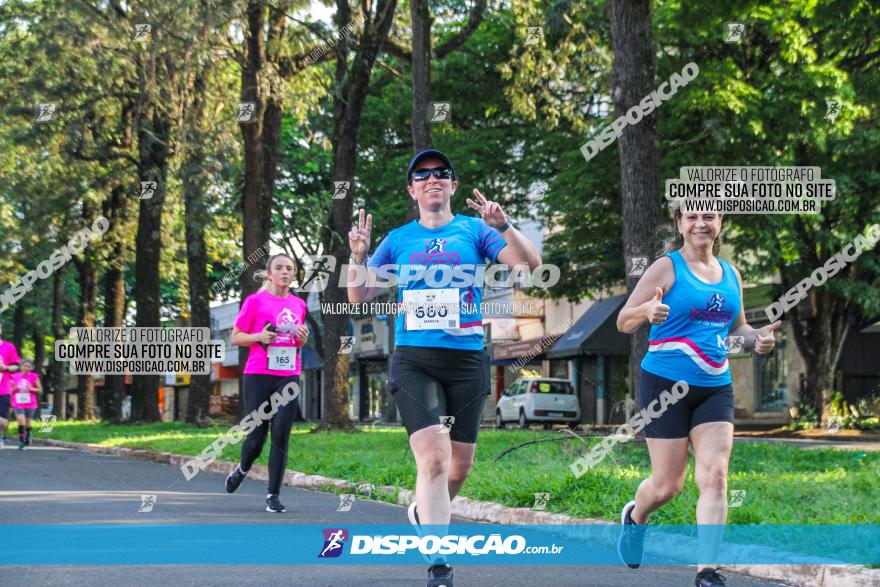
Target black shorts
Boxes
[638,368,734,439]
[389,346,490,444]
[0,394,9,419]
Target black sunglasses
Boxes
[412,167,454,182]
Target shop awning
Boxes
[860,320,880,334]
[491,337,550,365]
[546,295,630,359]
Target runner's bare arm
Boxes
[231,324,275,347]
[617,257,674,334]
[347,209,385,302]
[468,189,542,271]
[727,265,780,353]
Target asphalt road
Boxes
[0,442,790,587]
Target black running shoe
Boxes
[617,500,646,569]
[225,465,247,493]
[266,494,286,513]
[25,430,32,446]
[695,567,726,586]
[426,563,453,587]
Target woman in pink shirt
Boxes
[10,359,41,450]
[224,253,309,513]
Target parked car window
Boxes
[528,380,574,394]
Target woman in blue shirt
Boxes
[615,207,780,587]
[346,149,541,587]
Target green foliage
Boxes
[787,398,820,431]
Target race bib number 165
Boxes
[267,346,297,371]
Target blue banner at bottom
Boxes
[3,524,878,565]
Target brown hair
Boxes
[659,202,723,256]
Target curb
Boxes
[38,438,879,586]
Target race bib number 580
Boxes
[402,288,460,331]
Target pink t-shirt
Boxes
[234,291,308,376]
[0,340,22,395]
[10,372,39,409]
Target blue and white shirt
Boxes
[368,214,506,350]
[640,250,741,386]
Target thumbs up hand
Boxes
[754,321,781,354]
[646,287,670,325]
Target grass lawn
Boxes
[37,420,879,525]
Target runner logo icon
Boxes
[707,293,724,312]
[426,238,446,254]
[319,528,349,558]
[689,293,733,324]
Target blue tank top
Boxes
[640,250,741,386]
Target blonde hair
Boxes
[255,253,295,291]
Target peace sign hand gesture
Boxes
[348,208,372,262]
[466,189,507,229]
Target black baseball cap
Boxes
[406,149,457,184]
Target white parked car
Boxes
[495,377,581,429]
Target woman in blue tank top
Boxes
[613,206,780,586]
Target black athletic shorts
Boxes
[389,346,490,444]
[638,368,734,439]
[0,394,9,419]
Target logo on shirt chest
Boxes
[276,308,299,333]
[689,293,733,324]
[409,238,461,265]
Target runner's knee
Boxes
[652,476,685,502]
[447,461,472,486]
[416,448,450,479]
[695,462,728,494]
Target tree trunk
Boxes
[609,0,662,408]
[100,98,134,423]
[238,1,275,414]
[407,0,433,222]
[239,0,269,300]
[131,105,169,423]
[49,268,68,419]
[12,303,25,352]
[788,289,856,421]
[32,326,45,377]
[317,0,398,432]
[102,184,129,422]
[76,250,98,420]
[183,69,214,425]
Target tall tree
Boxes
[182,62,214,424]
[609,0,662,402]
[50,268,68,418]
[386,0,487,220]
[317,0,398,431]
[236,0,317,404]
